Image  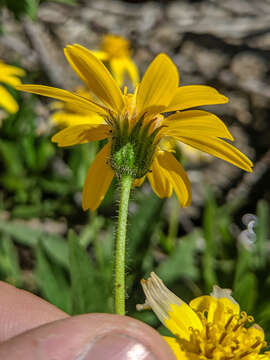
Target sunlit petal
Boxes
[52,124,109,147]
[147,156,173,197]
[0,74,23,88]
[92,50,109,61]
[157,151,192,207]
[64,44,124,112]
[51,111,104,127]
[16,84,108,115]
[0,84,19,113]
[162,110,234,140]
[110,58,126,87]
[176,135,253,172]
[165,85,228,113]
[136,54,179,116]
[123,58,139,87]
[0,63,26,77]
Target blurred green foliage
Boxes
[0,0,76,20]
[0,73,269,342]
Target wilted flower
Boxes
[138,272,270,360]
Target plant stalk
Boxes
[114,174,132,315]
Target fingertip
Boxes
[0,314,175,360]
[0,281,68,341]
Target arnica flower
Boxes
[0,60,25,114]
[138,272,270,360]
[50,87,103,127]
[17,45,253,211]
[93,34,139,87]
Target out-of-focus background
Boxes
[0,0,270,337]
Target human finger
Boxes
[0,281,68,342]
[0,313,175,360]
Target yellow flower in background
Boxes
[50,87,103,127]
[0,60,25,114]
[93,34,139,87]
[139,272,270,360]
[17,44,253,211]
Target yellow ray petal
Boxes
[165,303,203,340]
[0,74,23,88]
[189,296,218,324]
[123,58,139,87]
[110,58,126,87]
[164,85,228,113]
[190,295,240,326]
[51,111,104,127]
[0,63,26,77]
[157,151,192,207]
[147,156,173,198]
[136,53,179,116]
[64,44,124,112]
[110,57,139,88]
[0,84,19,113]
[16,84,108,115]
[162,110,234,140]
[82,143,114,211]
[176,135,253,172]
[140,272,202,340]
[133,176,145,187]
[91,50,109,61]
[52,124,109,147]
[163,337,184,360]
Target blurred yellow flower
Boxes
[93,34,139,87]
[139,272,270,360]
[17,44,252,211]
[0,60,25,114]
[50,88,103,127]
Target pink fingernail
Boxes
[81,333,157,360]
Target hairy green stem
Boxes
[114,174,132,315]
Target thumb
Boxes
[0,313,175,360]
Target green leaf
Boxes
[0,235,21,286]
[0,140,24,176]
[35,244,71,313]
[202,190,218,291]
[255,200,269,268]
[25,0,39,20]
[41,235,69,269]
[0,219,41,246]
[0,219,69,268]
[79,216,105,248]
[68,231,113,314]
[47,0,76,4]
[128,192,163,260]
[233,272,257,313]
[22,137,36,170]
[156,230,200,285]
[234,245,253,285]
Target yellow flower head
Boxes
[17,44,253,211]
[50,87,103,127]
[0,60,25,114]
[93,34,139,87]
[101,34,130,58]
[139,272,270,360]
